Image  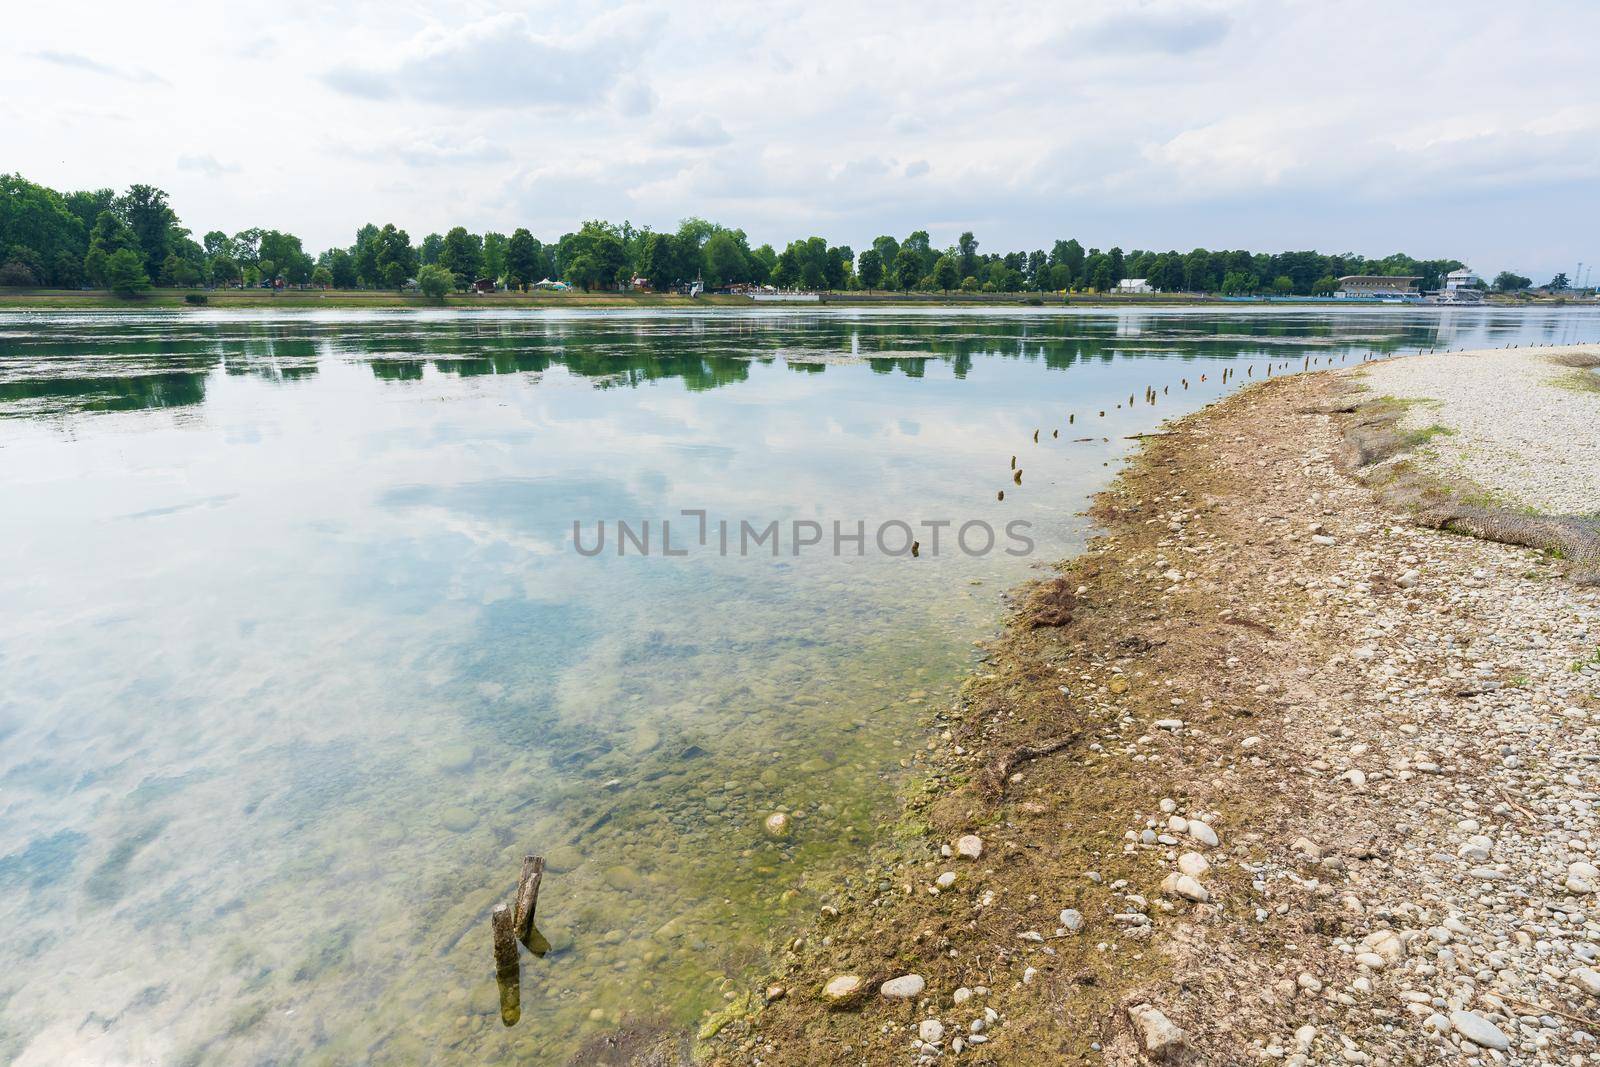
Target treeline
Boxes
[3,172,1476,298]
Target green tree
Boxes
[0,174,87,286]
[311,265,333,288]
[703,230,748,287]
[482,231,508,282]
[84,210,138,286]
[1493,271,1531,291]
[957,232,979,278]
[420,232,444,265]
[440,227,483,286]
[932,254,959,293]
[104,247,150,297]
[320,247,356,288]
[857,248,883,290]
[894,245,922,291]
[115,184,180,279]
[417,264,453,301]
[161,252,201,287]
[641,232,691,290]
[505,228,542,289]
[1547,272,1569,290]
[373,224,418,289]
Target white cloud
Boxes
[322,11,657,110]
[1068,3,1234,54]
[656,116,732,148]
[344,131,513,168]
[176,153,240,177]
[2,0,1597,278]
[29,49,168,86]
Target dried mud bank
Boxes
[707,359,1600,1066]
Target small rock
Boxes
[1127,1003,1188,1061]
[763,812,791,838]
[880,974,925,999]
[1187,821,1219,848]
[823,974,863,1004]
[919,1019,944,1044]
[1060,908,1085,933]
[1177,852,1210,878]
[956,835,983,860]
[935,871,957,889]
[1574,968,1600,996]
[1448,1010,1509,1051]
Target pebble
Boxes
[955,834,983,860]
[1448,1010,1510,1051]
[823,975,862,1003]
[918,1019,944,1043]
[880,974,925,999]
[1059,908,1085,932]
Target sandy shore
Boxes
[703,346,1600,1065]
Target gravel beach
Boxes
[708,347,1600,1066]
[1358,345,1600,515]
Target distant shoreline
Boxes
[0,288,1583,312]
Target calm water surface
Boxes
[1,306,1596,1064]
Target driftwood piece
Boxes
[491,903,519,978]
[513,855,545,942]
[982,732,1080,796]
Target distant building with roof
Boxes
[1336,275,1421,300]
[1116,278,1153,294]
[1444,268,1482,290]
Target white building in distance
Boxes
[1116,278,1153,294]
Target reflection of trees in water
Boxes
[0,313,1464,417]
[0,368,210,414]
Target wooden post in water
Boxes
[514,855,545,943]
[492,903,519,978]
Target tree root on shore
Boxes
[981,732,1081,797]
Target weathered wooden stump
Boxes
[513,855,545,943]
[491,903,519,979]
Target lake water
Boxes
[2,306,1596,1065]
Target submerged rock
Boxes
[439,806,477,832]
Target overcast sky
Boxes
[6,0,1597,279]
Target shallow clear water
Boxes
[1,306,1596,1065]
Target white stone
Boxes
[1187,821,1219,848]
[1127,1003,1188,1061]
[880,974,925,999]
[955,835,983,860]
[1448,1011,1509,1051]
[1059,908,1085,933]
[919,1019,944,1044]
[823,974,862,1001]
[1177,852,1210,878]
[935,871,957,889]
[1574,968,1600,996]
